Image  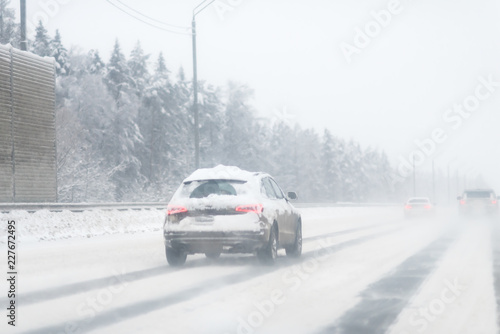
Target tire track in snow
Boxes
[318,226,459,334]
[489,220,500,332]
[20,226,405,334]
[11,221,397,307]
[304,220,400,243]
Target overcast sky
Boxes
[17,0,500,190]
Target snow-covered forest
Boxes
[1,1,410,203]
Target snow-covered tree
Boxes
[321,129,342,202]
[32,20,51,57]
[138,52,193,198]
[104,39,130,104]
[128,41,150,97]
[295,128,323,202]
[156,51,167,74]
[51,30,70,75]
[56,60,118,202]
[139,52,173,186]
[220,82,262,171]
[87,49,105,75]
[177,66,186,82]
[340,140,363,201]
[198,82,225,168]
[262,121,297,191]
[0,0,19,46]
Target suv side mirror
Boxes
[497,196,500,200]
[457,196,462,200]
[287,192,298,200]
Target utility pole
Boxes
[447,164,450,204]
[412,156,416,197]
[192,0,214,169]
[20,0,27,50]
[432,160,435,203]
[192,17,199,169]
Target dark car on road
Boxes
[457,189,499,216]
[163,165,302,266]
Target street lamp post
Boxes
[447,164,450,204]
[192,0,215,169]
[432,160,435,202]
[447,158,459,204]
[412,156,416,197]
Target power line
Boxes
[194,0,216,17]
[105,0,190,35]
[105,0,191,36]
[114,0,189,30]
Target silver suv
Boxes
[163,165,302,266]
[457,189,499,216]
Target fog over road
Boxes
[1,207,499,334]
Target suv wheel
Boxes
[166,247,187,266]
[286,222,302,258]
[258,226,278,265]
[205,251,221,259]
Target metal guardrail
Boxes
[293,203,399,208]
[0,202,167,213]
[0,202,400,213]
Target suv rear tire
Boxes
[286,222,302,258]
[166,247,187,266]
[258,226,278,265]
[205,251,221,259]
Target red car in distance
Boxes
[404,197,435,218]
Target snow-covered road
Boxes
[1,207,499,334]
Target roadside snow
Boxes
[0,209,165,243]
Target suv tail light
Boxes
[167,205,188,215]
[460,200,466,205]
[404,204,412,209]
[424,204,432,209]
[236,204,263,213]
[493,200,498,205]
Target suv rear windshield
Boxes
[409,198,430,204]
[465,191,494,198]
[177,180,248,199]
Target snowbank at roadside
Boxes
[0,209,166,243]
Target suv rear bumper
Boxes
[164,229,270,254]
[459,205,499,215]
